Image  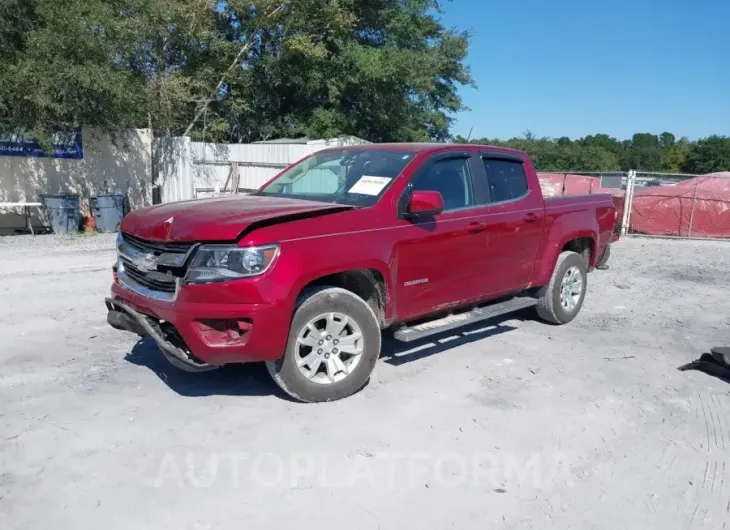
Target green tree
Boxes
[659,131,676,149]
[662,137,690,172]
[0,0,473,144]
[201,0,473,142]
[0,0,147,139]
[449,131,730,174]
[580,134,620,154]
[122,0,224,137]
[683,136,730,174]
[621,133,662,171]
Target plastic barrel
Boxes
[40,194,80,235]
[91,194,126,233]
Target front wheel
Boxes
[266,287,381,403]
[536,251,588,325]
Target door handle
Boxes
[523,213,538,223]
[467,221,486,233]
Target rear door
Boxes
[394,152,491,321]
[476,153,545,291]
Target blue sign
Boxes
[0,129,83,159]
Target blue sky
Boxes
[440,0,730,140]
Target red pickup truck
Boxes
[106,143,617,402]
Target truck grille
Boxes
[122,264,178,293]
[118,233,195,296]
[122,232,193,255]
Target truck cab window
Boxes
[483,159,529,203]
[410,158,474,211]
[257,149,415,206]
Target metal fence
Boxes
[626,171,730,239]
[154,136,371,202]
[538,170,730,240]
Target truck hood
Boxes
[119,195,354,242]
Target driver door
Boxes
[394,153,490,321]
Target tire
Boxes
[536,251,588,325]
[596,245,610,270]
[266,286,381,403]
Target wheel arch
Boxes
[533,228,598,287]
[561,234,596,268]
[293,266,390,327]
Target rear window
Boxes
[483,159,529,203]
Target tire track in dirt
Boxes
[714,393,730,521]
[686,391,730,528]
[710,392,729,451]
[629,389,705,527]
[698,391,720,452]
[634,380,727,528]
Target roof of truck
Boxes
[322,142,527,157]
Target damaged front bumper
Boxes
[105,297,217,372]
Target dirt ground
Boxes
[1,234,730,529]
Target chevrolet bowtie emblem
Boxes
[131,252,157,273]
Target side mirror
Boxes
[406,190,444,218]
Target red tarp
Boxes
[629,173,730,237]
[537,172,730,238]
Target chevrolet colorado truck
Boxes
[106,143,617,402]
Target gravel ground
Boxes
[1,234,730,529]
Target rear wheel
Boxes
[266,287,381,402]
[536,251,587,325]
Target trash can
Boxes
[40,194,80,235]
[91,194,126,233]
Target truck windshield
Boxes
[255,148,415,206]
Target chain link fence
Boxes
[538,170,730,240]
[626,171,730,239]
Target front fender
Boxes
[275,234,395,320]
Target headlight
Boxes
[116,230,123,250]
[185,244,279,283]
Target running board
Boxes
[393,297,537,343]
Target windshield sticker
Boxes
[348,176,392,196]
